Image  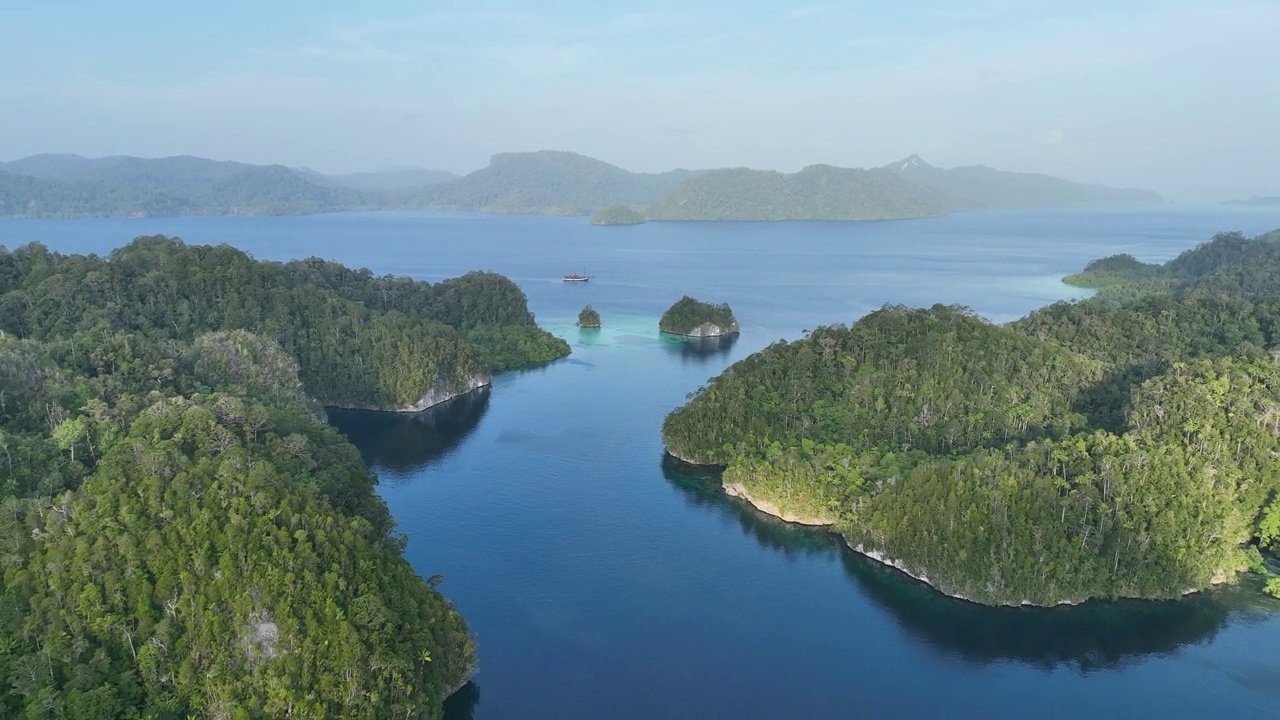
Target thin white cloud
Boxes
[489,44,598,77]
[790,4,849,20]
[606,13,677,34]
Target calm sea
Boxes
[5,206,1280,718]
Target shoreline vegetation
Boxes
[1,150,1162,221]
[663,228,1280,607]
[659,296,740,338]
[0,235,573,716]
[577,305,602,328]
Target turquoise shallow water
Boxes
[6,206,1280,719]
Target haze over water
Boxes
[5,206,1280,718]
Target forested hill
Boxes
[1,151,1160,220]
[1064,228,1280,300]
[0,237,582,715]
[645,155,1161,221]
[417,151,699,215]
[645,165,951,221]
[662,227,1280,606]
[0,154,385,218]
[0,236,569,410]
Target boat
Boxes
[563,271,590,282]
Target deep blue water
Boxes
[6,207,1280,718]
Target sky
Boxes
[0,0,1276,201]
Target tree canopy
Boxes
[577,305,601,328]
[662,228,1280,605]
[0,234,577,715]
[658,296,739,336]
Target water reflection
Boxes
[662,455,836,560]
[661,455,1238,672]
[658,332,739,365]
[443,682,481,720]
[328,388,490,478]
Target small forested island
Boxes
[659,296,740,337]
[0,236,572,716]
[590,205,647,225]
[578,305,602,328]
[663,228,1280,606]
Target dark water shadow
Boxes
[658,332,739,366]
[443,681,481,720]
[661,454,839,561]
[660,454,1243,673]
[327,388,490,478]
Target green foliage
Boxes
[0,253,488,714]
[577,306,601,328]
[1,395,474,718]
[0,236,567,409]
[464,326,571,372]
[589,205,646,225]
[658,296,739,337]
[1062,253,1169,289]
[724,440,869,524]
[0,234,590,713]
[662,228,1280,605]
[663,305,1098,465]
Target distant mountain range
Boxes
[1224,196,1280,208]
[0,151,1162,221]
[646,154,1161,221]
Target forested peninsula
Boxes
[663,228,1280,606]
[0,236,570,717]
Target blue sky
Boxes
[1,0,1276,200]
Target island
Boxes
[659,296,740,337]
[578,304,602,328]
[590,204,647,225]
[662,228,1280,606]
[1,150,1162,221]
[0,235,581,716]
[1225,196,1280,207]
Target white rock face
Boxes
[678,320,740,338]
[723,481,834,526]
[397,373,491,412]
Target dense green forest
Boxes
[0,236,568,410]
[663,229,1280,605]
[0,315,487,714]
[577,306,601,328]
[659,297,740,337]
[0,235,577,715]
[589,205,647,225]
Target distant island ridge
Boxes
[1,149,1164,221]
[1225,196,1280,208]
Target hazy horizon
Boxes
[3,1,1277,202]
